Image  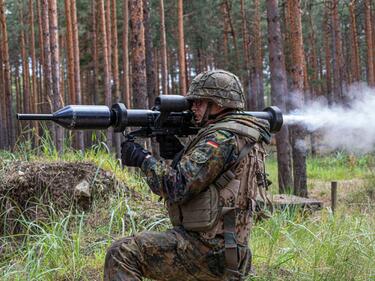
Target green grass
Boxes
[266,152,374,193]
[251,208,375,281]
[1,139,375,281]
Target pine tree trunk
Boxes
[323,5,333,104]
[111,0,121,157]
[36,0,44,112]
[154,48,160,95]
[240,0,250,110]
[144,0,156,104]
[98,0,112,149]
[48,0,63,152]
[20,3,32,144]
[253,0,264,110]
[20,5,31,116]
[0,0,13,147]
[221,1,229,68]
[129,0,148,107]
[92,0,99,105]
[0,16,5,148]
[331,0,346,100]
[70,0,84,150]
[307,3,319,97]
[159,0,168,95]
[286,0,307,197]
[122,0,130,107]
[41,0,54,137]
[29,0,38,145]
[64,0,75,104]
[349,0,361,82]
[15,65,22,138]
[266,0,293,194]
[177,0,187,95]
[365,0,375,86]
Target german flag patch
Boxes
[207,140,219,148]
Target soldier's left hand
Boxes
[121,140,150,167]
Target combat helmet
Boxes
[186,69,245,110]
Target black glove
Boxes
[121,140,150,167]
[156,135,184,159]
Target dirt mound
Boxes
[0,161,126,233]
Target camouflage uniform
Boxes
[104,70,271,281]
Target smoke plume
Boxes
[284,83,375,154]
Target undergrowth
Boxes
[1,136,374,281]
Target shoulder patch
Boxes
[217,129,233,138]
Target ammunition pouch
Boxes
[168,184,221,232]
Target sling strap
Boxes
[212,141,256,280]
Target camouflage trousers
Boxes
[103,227,251,281]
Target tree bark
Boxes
[349,0,361,82]
[41,0,54,139]
[122,0,131,107]
[29,0,38,144]
[0,10,5,148]
[0,0,13,147]
[252,0,264,110]
[144,0,156,104]
[70,0,84,150]
[159,0,168,95]
[286,0,307,197]
[266,0,293,194]
[331,0,346,101]
[92,0,99,104]
[64,0,75,104]
[365,0,375,86]
[221,1,229,68]
[129,0,148,107]
[111,0,121,157]
[48,0,63,152]
[36,0,44,112]
[240,0,251,110]
[20,2,32,145]
[323,4,333,104]
[98,0,113,148]
[177,0,187,95]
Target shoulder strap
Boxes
[213,141,255,190]
[209,121,261,142]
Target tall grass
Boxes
[1,136,375,280]
[250,207,375,281]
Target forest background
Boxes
[0,0,375,280]
[2,0,375,195]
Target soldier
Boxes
[104,70,272,281]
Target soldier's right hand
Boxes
[121,140,150,167]
[157,135,184,159]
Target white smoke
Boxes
[284,83,375,154]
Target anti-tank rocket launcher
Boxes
[17,95,283,157]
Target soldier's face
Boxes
[191,100,222,125]
[191,99,209,125]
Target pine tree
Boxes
[48,0,63,152]
[178,0,187,95]
[122,0,130,107]
[159,0,168,95]
[365,0,374,86]
[286,0,307,197]
[129,0,147,107]
[266,0,293,194]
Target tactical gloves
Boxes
[157,135,184,159]
[121,140,150,167]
